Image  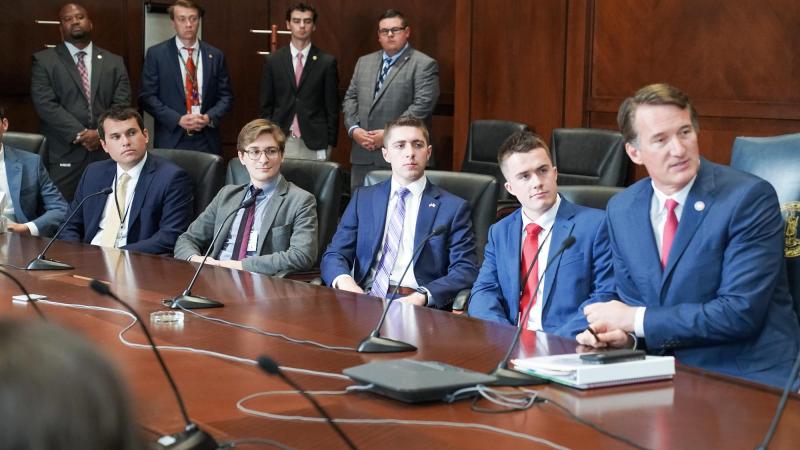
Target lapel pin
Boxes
[97,54,103,59]
[694,201,705,211]
[208,54,213,59]
[428,203,436,208]
[312,55,317,61]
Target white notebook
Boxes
[512,353,675,389]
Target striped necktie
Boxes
[370,187,411,298]
[374,56,392,96]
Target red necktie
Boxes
[184,47,199,114]
[661,199,679,268]
[520,223,542,325]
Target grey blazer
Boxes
[173,175,318,276]
[342,46,439,165]
[31,43,131,164]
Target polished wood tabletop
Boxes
[1,234,798,449]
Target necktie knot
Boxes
[396,187,410,201]
[297,53,303,62]
[184,47,193,57]
[77,51,86,60]
[525,222,542,237]
[665,198,678,213]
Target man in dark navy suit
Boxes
[321,116,478,308]
[577,83,800,389]
[259,2,338,160]
[139,0,233,154]
[60,106,193,255]
[468,131,616,338]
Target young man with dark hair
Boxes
[174,118,318,275]
[259,2,339,160]
[468,130,616,337]
[60,106,193,255]
[322,116,477,308]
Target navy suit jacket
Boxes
[139,38,233,154]
[259,45,339,149]
[321,178,478,307]
[2,145,68,237]
[608,158,800,388]
[60,154,194,255]
[468,199,616,337]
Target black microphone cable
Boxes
[0,267,46,320]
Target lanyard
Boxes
[178,46,200,92]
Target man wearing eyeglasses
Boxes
[174,119,318,275]
[139,0,233,155]
[343,9,439,190]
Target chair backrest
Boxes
[550,128,628,186]
[150,148,224,220]
[460,120,529,200]
[226,157,343,262]
[3,132,48,159]
[557,185,624,210]
[731,133,800,315]
[364,170,497,262]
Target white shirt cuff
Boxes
[347,125,360,137]
[634,306,646,337]
[25,222,39,237]
[332,274,351,289]
[418,286,433,306]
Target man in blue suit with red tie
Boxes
[321,116,478,308]
[139,0,233,154]
[468,131,616,337]
[60,106,193,255]
[577,84,800,389]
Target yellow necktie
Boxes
[97,173,130,248]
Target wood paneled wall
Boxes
[454,0,800,180]
[3,0,799,179]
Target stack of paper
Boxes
[512,353,675,389]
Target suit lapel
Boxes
[55,44,86,102]
[4,149,22,215]
[212,185,247,256]
[661,162,714,290]
[371,49,412,108]
[413,181,440,264]
[297,46,317,89]
[199,42,213,102]
[255,177,288,254]
[168,41,186,101]
[90,47,103,105]
[369,181,392,267]
[87,163,117,237]
[281,47,297,93]
[504,210,523,322]
[626,182,664,298]
[543,200,576,311]
[126,155,156,230]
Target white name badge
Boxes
[191,105,202,115]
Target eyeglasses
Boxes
[242,148,281,160]
[175,15,200,24]
[378,27,406,36]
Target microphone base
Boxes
[156,424,217,450]
[357,335,417,353]
[489,366,549,387]
[25,257,73,271]
[167,293,224,310]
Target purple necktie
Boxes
[370,187,410,298]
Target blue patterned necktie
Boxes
[374,56,392,96]
[370,187,411,298]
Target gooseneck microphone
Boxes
[0,267,46,320]
[756,349,800,450]
[90,280,218,450]
[167,190,261,309]
[356,224,447,353]
[256,356,357,450]
[490,235,576,386]
[26,187,113,270]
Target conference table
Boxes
[1,234,798,450]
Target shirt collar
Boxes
[175,36,199,51]
[290,43,311,60]
[390,175,427,198]
[250,174,281,197]
[381,43,409,65]
[521,195,561,233]
[65,41,93,58]
[651,175,697,213]
[117,152,148,179]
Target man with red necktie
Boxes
[577,83,800,389]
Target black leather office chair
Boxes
[550,128,628,186]
[363,170,497,264]
[150,148,224,220]
[460,120,529,201]
[731,133,800,316]
[558,185,624,210]
[226,157,343,263]
[3,132,48,161]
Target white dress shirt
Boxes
[633,176,697,337]
[90,154,148,248]
[64,41,93,82]
[521,195,560,331]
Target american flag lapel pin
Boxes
[428,203,436,208]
